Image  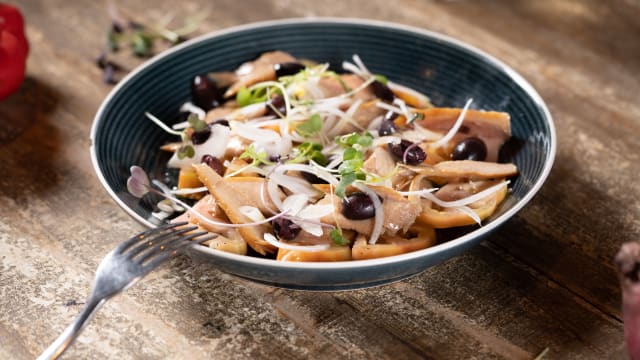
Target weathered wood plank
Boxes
[1,0,635,358]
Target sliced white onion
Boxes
[303,78,325,99]
[375,101,403,115]
[275,163,340,185]
[260,179,278,215]
[152,179,173,198]
[296,204,335,220]
[245,117,279,127]
[263,233,330,252]
[167,124,231,169]
[228,101,267,120]
[171,186,208,195]
[393,98,413,122]
[431,98,473,149]
[388,81,432,108]
[455,205,482,225]
[267,178,284,211]
[342,61,366,77]
[397,188,439,197]
[406,123,443,142]
[199,124,231,157]
[282,194,310,215]
[223,162,267,178]
[172,122,189,130]
[405,181,509,208]
[292,204,335,236]
[373,136,402,147]
[352,54,372,76]
[232,122,281,143]
[179,101,206,120]
[353,183,384,245]
[150,188,290,229]
[346,99,362,116]
[145,112,182,136]
[324,156,343,171]
[270,172,321,198]
[239,206,265,222]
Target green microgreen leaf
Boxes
[335,172,356,198]
[239,144,272,166]
[330,228,349,246]
[288,142,327,165]
[236,87,251,107]
[373,74,388,85]
[107,29,120,52]
[131,32,153,57]
[187,113,207,132]
[236,86,276,107]
[336,132,373,149]
[407,112,424,124]
[332,73,352,92]
[334,132,373,197]
[177,145,195,159]
[296,114,323,138]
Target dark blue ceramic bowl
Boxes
[91,18,555,290]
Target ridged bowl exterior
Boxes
[91,19,555,290]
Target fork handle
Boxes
[37,298,104,360]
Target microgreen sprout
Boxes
[330,228,349,246]
[295,114,323,138]
[98,5,204,84]
[333,132,374,197]
[187,113,208,132]
[288,142,328,165]
[240,144,274,167]
[126,166,293,228]
[177,145,195,159]
[127,166,151,198]
[373,74,388,85]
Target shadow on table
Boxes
[0,77,59,144]
[0,76,62,198]
[489,151,630,319]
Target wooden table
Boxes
[1,0,637,358]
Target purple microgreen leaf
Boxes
[127,165,151,198]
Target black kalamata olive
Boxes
[378,111,399,136]
[342,192,377,220]
[370,80,395,103]
[268,154,282,163]
[191,74,221,111]
[274,62,306,77]
[378,119,397,136]
[388,139,426,165]
[201,155,224,176]
[272,218,301,240]
[265,95,286,117]
[301,171,328,184]
[384,110,399,122]
[212,119,230,127]
[190,126,211,145]
[451,137,487,161]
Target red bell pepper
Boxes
[0,3,29,100]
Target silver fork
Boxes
[38,221,214,360]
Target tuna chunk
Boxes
[416,108,511,162]
[225,51,298,97]
[193,164,276,255]
[318,186,421,236]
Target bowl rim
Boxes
[90,17,556,270]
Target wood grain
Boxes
[1,0,637,358]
